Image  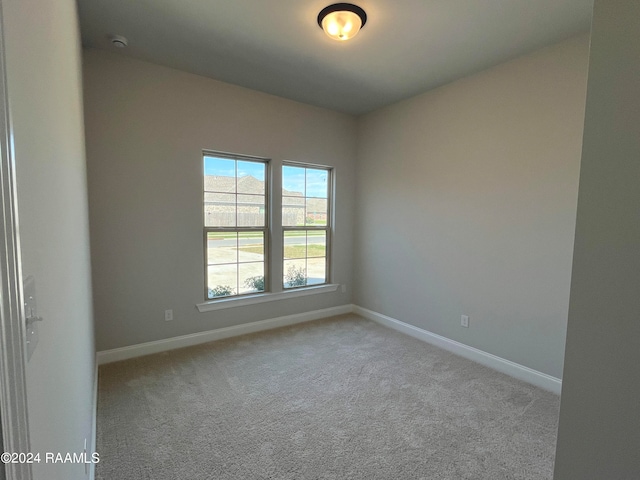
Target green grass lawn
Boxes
[207,231,325,241]
[207,232,263,241]
[237,244,326,258]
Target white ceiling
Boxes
[77,0,593,115]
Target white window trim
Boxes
[197,283,339,312]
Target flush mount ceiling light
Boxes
[317,3,367,41]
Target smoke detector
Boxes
[109,35,128,48]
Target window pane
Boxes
[307,257,327,286]
[203,154,269,300]
[284,259,307,288]
[204,175,236,194]
[283,196,305,226]
[207,264,237,298]
[307,231,326,257]
[205,192,236,227]
[283,166,305,196]
[306,168,328,198]
[207,232,238,265]
[239,262,265,293]
[305,198,327,226]
[204,157,236,193]
[284,231,306,259]
[237,232,264,263]
[237,194,265,227]
[282,164,331,289]
[237,161,265,194]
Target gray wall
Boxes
[0,416,4,480]
[83,50,356,351]
[554,1,640,478]
[354,35,590,378]
[3,0,95,479]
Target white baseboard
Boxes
[353,305,562,394]
[89,361,98,480]
[97,304,353,365]
[96,303,561,394]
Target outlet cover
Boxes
[164,309,173,321]
[461,315,469,328]
[24,275,40,360]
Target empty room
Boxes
[1,0,639,479]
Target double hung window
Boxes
[203,152,332,300]
[282,164,331,289]
[204,153,268,299]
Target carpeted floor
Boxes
[96,314,560,480]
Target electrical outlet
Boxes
[461,315,469,328]
[164,309,173,321]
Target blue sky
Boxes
[283,166,328,198]
[204,156,264,180]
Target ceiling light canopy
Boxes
[317,3,367,42]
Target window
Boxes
[202,153,333,303]
[282,164,331,288]
[204,153,268,299]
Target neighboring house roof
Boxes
[204,174,326,214]
[238,175,266,195]
[204,174,302,197]
[204,175,236,193]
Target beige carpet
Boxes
[96,314,560,479]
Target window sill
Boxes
[196,284,339,312]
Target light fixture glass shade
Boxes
[321,10,363,41]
